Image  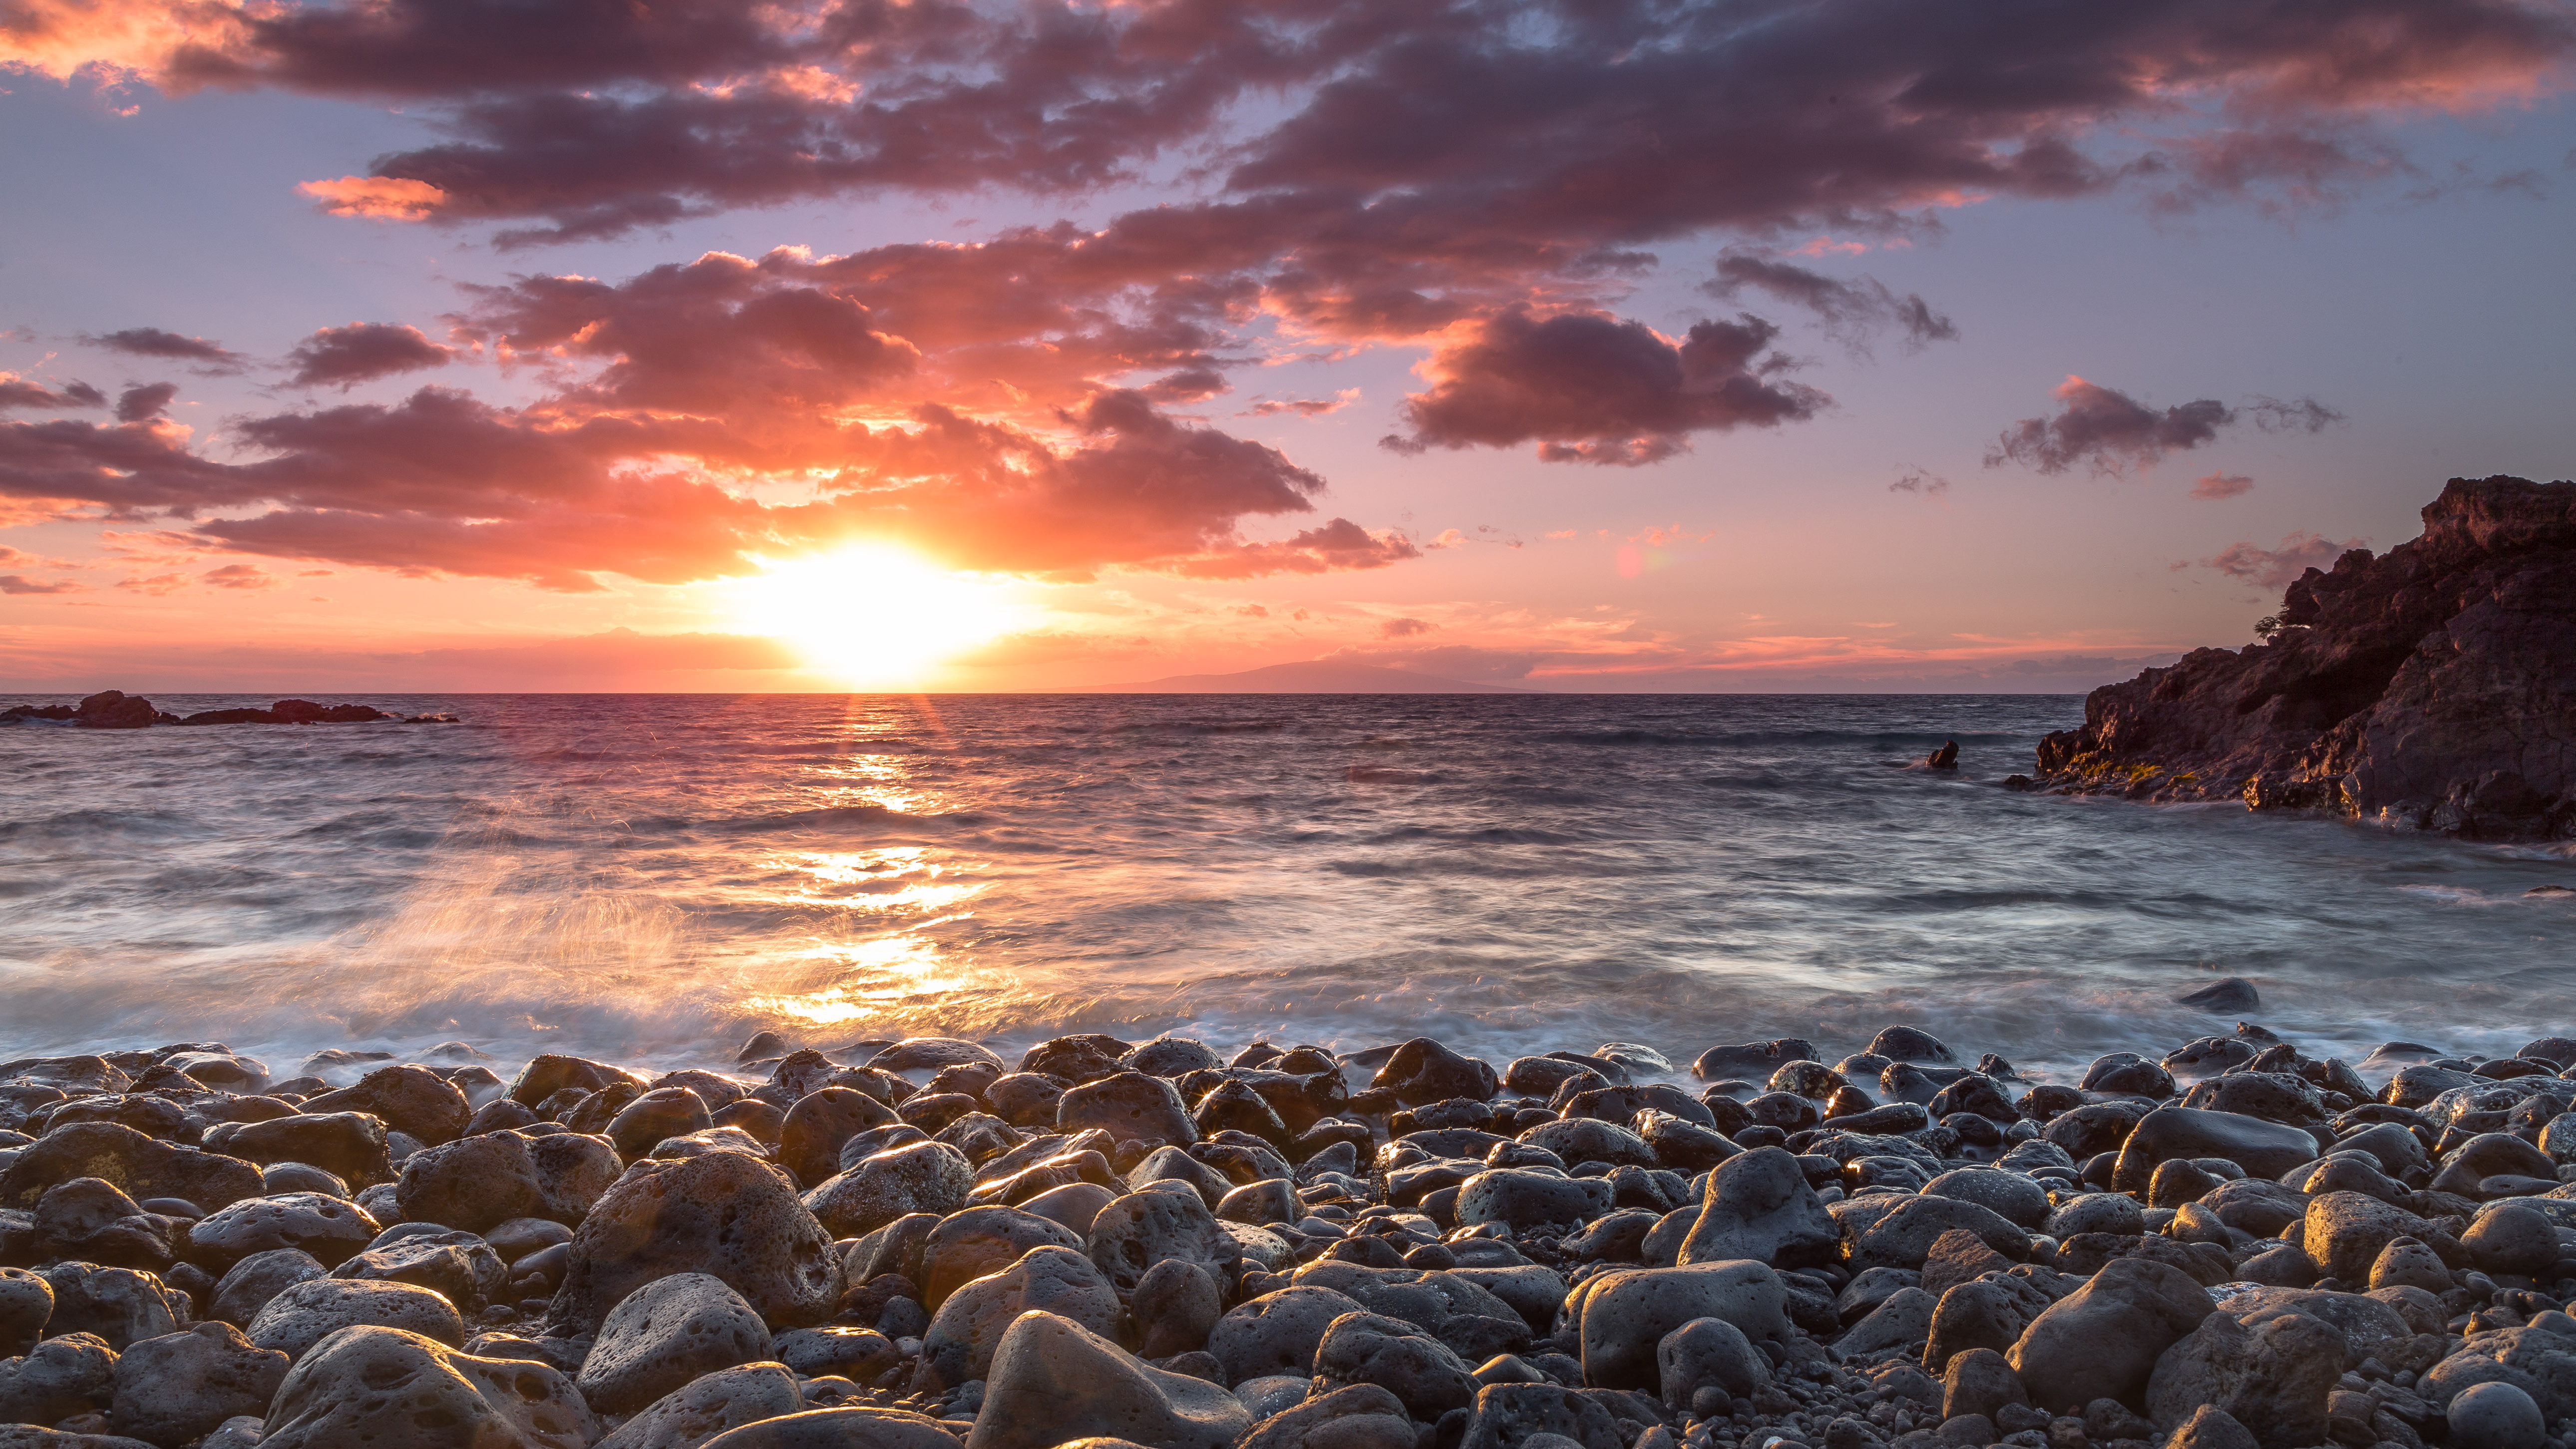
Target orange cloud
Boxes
[296,175,446,220]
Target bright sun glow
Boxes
[728,545,1023,683]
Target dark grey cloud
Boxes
[1707,252,1959,355]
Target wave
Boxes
[0,809,206,845]
[1532,727,2035,747]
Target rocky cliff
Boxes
[2033,474,2576,838]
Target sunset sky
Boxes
[2,0,2571,693]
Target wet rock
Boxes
[1457,1382,1625,1449]
[200,1113,390,1188]
[2447,1381,2548,1449]
[2164,1404,2259,1449]
[2464,1203,2560,1276]
[916,1206,1086,1308]
[2422,1326,2576,1420]
[259,1324,594,1449]
[1573,1262,1789,1390]
[207,1247,325,1327]
[0,1268,52,1356]
[552,1150,840,1336]
[2143,1298,2343,1444]
[1021,1181,1118,1237]
[965,1310,1251,1449]
[31,1179,173,1270]
[1519,1117,1657,1168]
[874,1038,1008,1076]
[1655,1314,1769,1410]
[2043,1193,2143,1239]
[987,1076,1068,1130]
[37,1266,185,1352]
[1057,1072,1198,1147]
[804,1142,973,1238]
[2110,1107,2319,1193]
[1922,1168,2051,1229]
[509,1055,643,1109]
[595,1362,805,1449]
[2006,1257,2214,1414]
[0,1124,264,1213]
[1133,1258,1224,1358]
[778,1089,898,1188]
[1312,1310,1477,1419]
[1236,1383,1414,1449]
[188,1191,380,1269]
[1019,1036,1134,1087]
[706,1407,962,1449]
[394,1132,547,1234]
[2199,1176,2308,1236]
[919,1244,1119,1389]
[0,1332,117,1425]
[577,1272,773,1415]
[105,1321,288,1449]
[1128,1144,1232,1207]
[247,1277,466,1361]
[1370,1041,1499,1108]
[2303,1190,2436,1282]
[607,1088,714,1162]
[1207,1285,1367,1385]
[1086,1189,1236,1300]
[298,1067,471,1146]
[1836,1286,1935,1358]
[1924,1274,2053,1372]
[1455,1171,1611,1234]
[261,1162,350,1197]
[771,1326,897,1381]
[331,1228,507,1314]
[1848,1194,2026,1271]
[1676,1147,1836,1268]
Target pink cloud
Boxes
[2204,530,2367,588]
[285,323,457,389]
[2192,471,2255,500]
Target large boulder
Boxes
[1457,1382,1625,1449]
[2007,1257,2213,1413]
[0,1332,117,1426]
[187,1192,380,1270]
[1369,1041,1498,1107]
[1056,1073,1197,1147]
[1237,1383,1416,1449]
[2111,1107,2320,1193]
[551,1150,840,1335]
[1206,1286,1367,1385]
[0,1123,264,1212]
[1312,1311,1476,1419]
[778,1088,897,1188]
[259,1325,595,1449]
[2144,1301,2346,1444]
[1846,1195,2026,1271]
[1677,1147,1836,1268]
[207,1248,325,1328]
[577,1273,774,1416]
[802,1142,972,1238]
[704,1408,962,1449]
[594,1363,805,1449]
[918,1245,1120,1389]
[1573,1262,1791,1390]
[965,1311,1251,1449]
[1086,1189,1237,1300]
[2302,1191,2436,1282]
[0,1269,51,1357]
[331,1229,508,1315]
[299,1067,471,1146]
[2422,1327,2576,1420]
[916,1206,1085,1308]
[106,1322,289,1449]
[247,1277,466,1361]
[37,1265,186,1351]
[1454,1170,1612,1234]
[395,1133,547,1233]
[200,1113,391,1187]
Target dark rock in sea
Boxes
[72,692,157,729]
[1921,739,1959,770]
[2032,475,2576,838]
[2177,976,2262,1012]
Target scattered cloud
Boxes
[2204,530,2366,588]
[1987,376,2343,477]
[1707,252,1958,355]
[114,382,178,422]
[1380,616,1435,639]
[1248,389,1359,417]
[2192,471,2255,500]
[1889,465,1951,498]
[200,563,279,590]
[283,323,457,389]
[0,575,84,595]
[84,328,245,371]
[0,374,105,411]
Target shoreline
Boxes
[4,1012,2573,1449]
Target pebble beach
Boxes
[5,1009,2576,1449]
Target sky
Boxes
[1,0,2572,694]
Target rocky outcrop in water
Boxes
[0,691,456,727]
[2034,475,2576,838]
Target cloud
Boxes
[1889,464,1951,498]
[0,375,106,411]
[1385,309,1825,466]
[2204,530,2366,588]
[1248,390,1358,417]
[84,328,244,371]
[1379,617,1435,639]
[2192,471,2255,500]
[1706,252,1958,355]
[284,323,458,389]
[199,563,278,590]
[2247,395,2346,433]
[114,382,178,422]
[296,175,448,220]
[1166,518,1422,580]
[1986,375,2240,475]
[0,575,84,595]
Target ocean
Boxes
[3,692,2571,1083]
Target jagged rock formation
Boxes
[2034,475,2576,839]
[0,690,456,727]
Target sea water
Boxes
[3,692,2571,1082]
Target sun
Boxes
[727,544,1024,683]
